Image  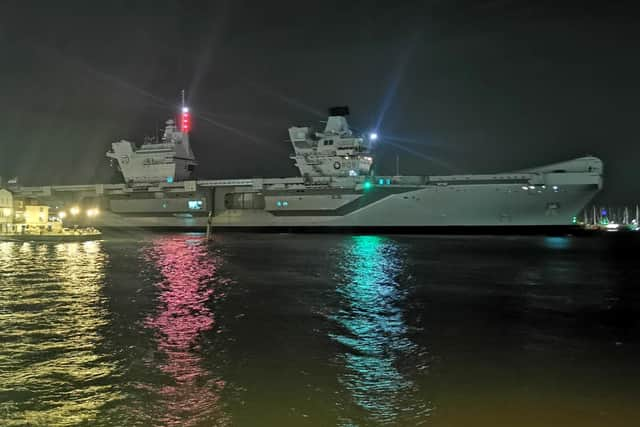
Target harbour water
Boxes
[1,233,639,426]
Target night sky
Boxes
[1,1,638,203]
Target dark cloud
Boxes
[0,0,638,203]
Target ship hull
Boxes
[211,185,597,228]
[92,182,599,232]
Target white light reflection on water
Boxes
[0,240,118,426]
[142,236,231,427]
[330,236,431,425]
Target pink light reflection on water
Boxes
[144,236,230,426]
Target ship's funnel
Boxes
[328,106,349,116]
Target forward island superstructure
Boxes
[9,104,603,232]
[106,103,197,184]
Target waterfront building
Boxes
[0,188,14,233]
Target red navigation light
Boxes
[180,107,191,133]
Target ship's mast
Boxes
[624,206,629,225]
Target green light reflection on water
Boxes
[330,236,431,425]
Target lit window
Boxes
[188,200,203,210]
[283,201,289,207]
[166,176,174,183]
[378,178,385,185]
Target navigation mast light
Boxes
[181,109,191,133]
[369,132,378,141]
[180,90,191,133]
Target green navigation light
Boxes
[363,181,373,191]
[571,216,577,224]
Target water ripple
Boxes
[0,241,118,426]
[329,236,432,426]
[141,236,231,427]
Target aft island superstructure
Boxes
[10,105,603,232]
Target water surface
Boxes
[1,233,639,426]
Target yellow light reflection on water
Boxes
[0,240,119,426]
[330,236,431,425]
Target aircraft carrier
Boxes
[8,105,603,232]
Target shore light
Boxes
[70,206,80,216]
